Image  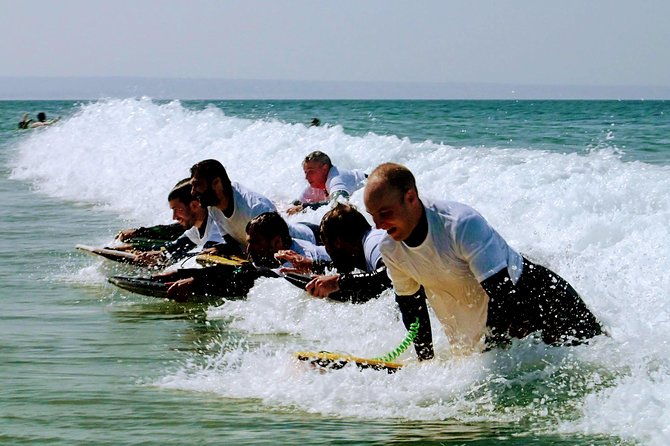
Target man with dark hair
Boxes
[364,162,603,360]
[245,212,330,269]
[133,178,223,265]
[189,159,316,254]
[287,151,367,215]
[277,203,391,303]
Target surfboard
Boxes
[76,244,139,264]
[108,276,169,298]
[282,272,312,289]
[195,253,250,268]
[294,351,403,373]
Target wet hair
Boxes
[320,203,371,248]
[37,112,47,122]
[167,178,197,205]
[190,159,232,195]
[369,162,417,195]
[303,151,332,168]
[245,212,292,247]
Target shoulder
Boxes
[424,199,482,227]
[233,182,275,206]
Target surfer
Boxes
[245,212,330,269]
[278,203,391,303]
[286,151,367,215]
[19,112,60,129]
[133,179,224,266]
[165,159,314,300]
[364,163,604,360]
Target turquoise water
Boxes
[2,99,669,445]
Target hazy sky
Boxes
[1,0,669,89]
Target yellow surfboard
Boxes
[194,253,250,267]
[294,351,403,373]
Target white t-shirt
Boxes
[380,199,523,352]
[288,222,317,244]
[182,209,224,248]
[362,228,386,271]
[299,165,367,203]
[209,182,277,247]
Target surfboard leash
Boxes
[373,317,419,362]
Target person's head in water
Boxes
[245,212,292,267]
[302,151,332,190]
[309,118,320,127]
[320,203,371,273]
[168,178,202,229]
[36,112,47,122]
[364,162,422,242]
[190,159,232,209]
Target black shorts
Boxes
[484,258,603,347]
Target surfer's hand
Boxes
[135,250,164,266]
[276,250,313,273]
[116,228,138,241]
[306,274,340,298]
[166,277,195,302]
[286,204,304,216]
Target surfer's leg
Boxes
[483,267,538,348]
[517,260,603,346]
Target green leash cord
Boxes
[373,317,419,362]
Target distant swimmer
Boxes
[364,163,604,360]
[277,203,391,304]
[286,151,367,216]
[19,112,60,129]
[309,117,321,127]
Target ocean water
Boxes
[1,98,669,445]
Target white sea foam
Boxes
[10,99,670,443]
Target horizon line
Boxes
[1,76,669,100]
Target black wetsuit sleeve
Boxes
[211,234,245,256]
[163,234,197,259]
[395,287,434,361]
[302,201,328,211]
[329,265,392,304]
[190,264,279,297]
[131,223,184,241]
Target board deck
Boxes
[76,244,139,263]
[195,253,249,267]
[294,351,403,373]
[108,276,169,298]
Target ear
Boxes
[270,235,283,250]
[405,187,418,205]
[189,200,200,213]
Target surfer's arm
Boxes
[288,191,351,214]
[208,235,245,256]
[329,265,392,304]
[163,235,196,258]
[395,287,434,361]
